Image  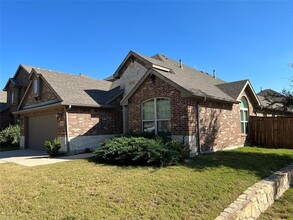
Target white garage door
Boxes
[28,114,58,150]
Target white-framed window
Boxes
[240,96,249,134]
[33,79,39,96]
[141,98,171,134]
[10,91,14,104]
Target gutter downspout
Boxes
[196,96,206,155]
[65,105,72,153]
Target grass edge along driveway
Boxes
[1,146,293,219]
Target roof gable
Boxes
[115,51,238,103]
[3,64,33,90]
[217,80,261,106]
[18,71,61,111]
[22,67,121,108]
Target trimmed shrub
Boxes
[45,138,61,158]
[124,131,171,143]
[94,136,189,166]
[0,124,20,147]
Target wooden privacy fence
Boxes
[250,116,293,149]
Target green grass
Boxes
[0,145,20,152]
[259,188,293,220]
[0,146,293,219]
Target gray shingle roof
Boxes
[33,68,121,107]
[133,51,237,103]
[216,80,248,100]
[257,89,287,110]
[21,65,33,73]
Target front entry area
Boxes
[28,114,58,150]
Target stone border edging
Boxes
[215,163,293,220]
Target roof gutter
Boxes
[12,102,62,115]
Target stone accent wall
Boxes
[19,136,25,149]
[68,134,117,153]
[22,77,58,107]
[216,163,293,220]
[128,75,197,136]
[119,61,147,97]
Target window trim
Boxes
[141,97,171,134]
[33,78,39,97]
[240,96,249,134]
[10,91,14,104]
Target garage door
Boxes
[28,114,58,150]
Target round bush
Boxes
[94,136,188,166]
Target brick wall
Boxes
[23,77,58,107]
[0,67,30,129]
[16,68,30,101]
[128,74,257,152]
[128,75,196,135]
[6,83,20,113]
[0,109,12,130]
[199,89,256,152]
[68,100,122,137]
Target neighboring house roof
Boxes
[0,91,8,112]
[117,51,260,105]
[0,91,7,103]
[19,67,122,109]
[3,64,34,90]
[257,89,291,112]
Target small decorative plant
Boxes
[44,138,61,158]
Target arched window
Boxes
[142,98,171,134]
[240,97,249,134]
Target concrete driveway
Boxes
[0,149,94,167]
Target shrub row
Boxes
[94,136,189,166]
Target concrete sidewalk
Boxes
[0,149,94,167]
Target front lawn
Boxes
[0,147,292,219]
[259,188,293,220]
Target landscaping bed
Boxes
[0,147,292,219]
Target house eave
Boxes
[13,102,63,115]
[61,102,117,109]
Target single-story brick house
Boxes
[3,51,264,154]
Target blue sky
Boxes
[1,0,292,93]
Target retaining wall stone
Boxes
[215,163,293,220]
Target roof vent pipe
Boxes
[213,69,216,78]
[179,59,183,69]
